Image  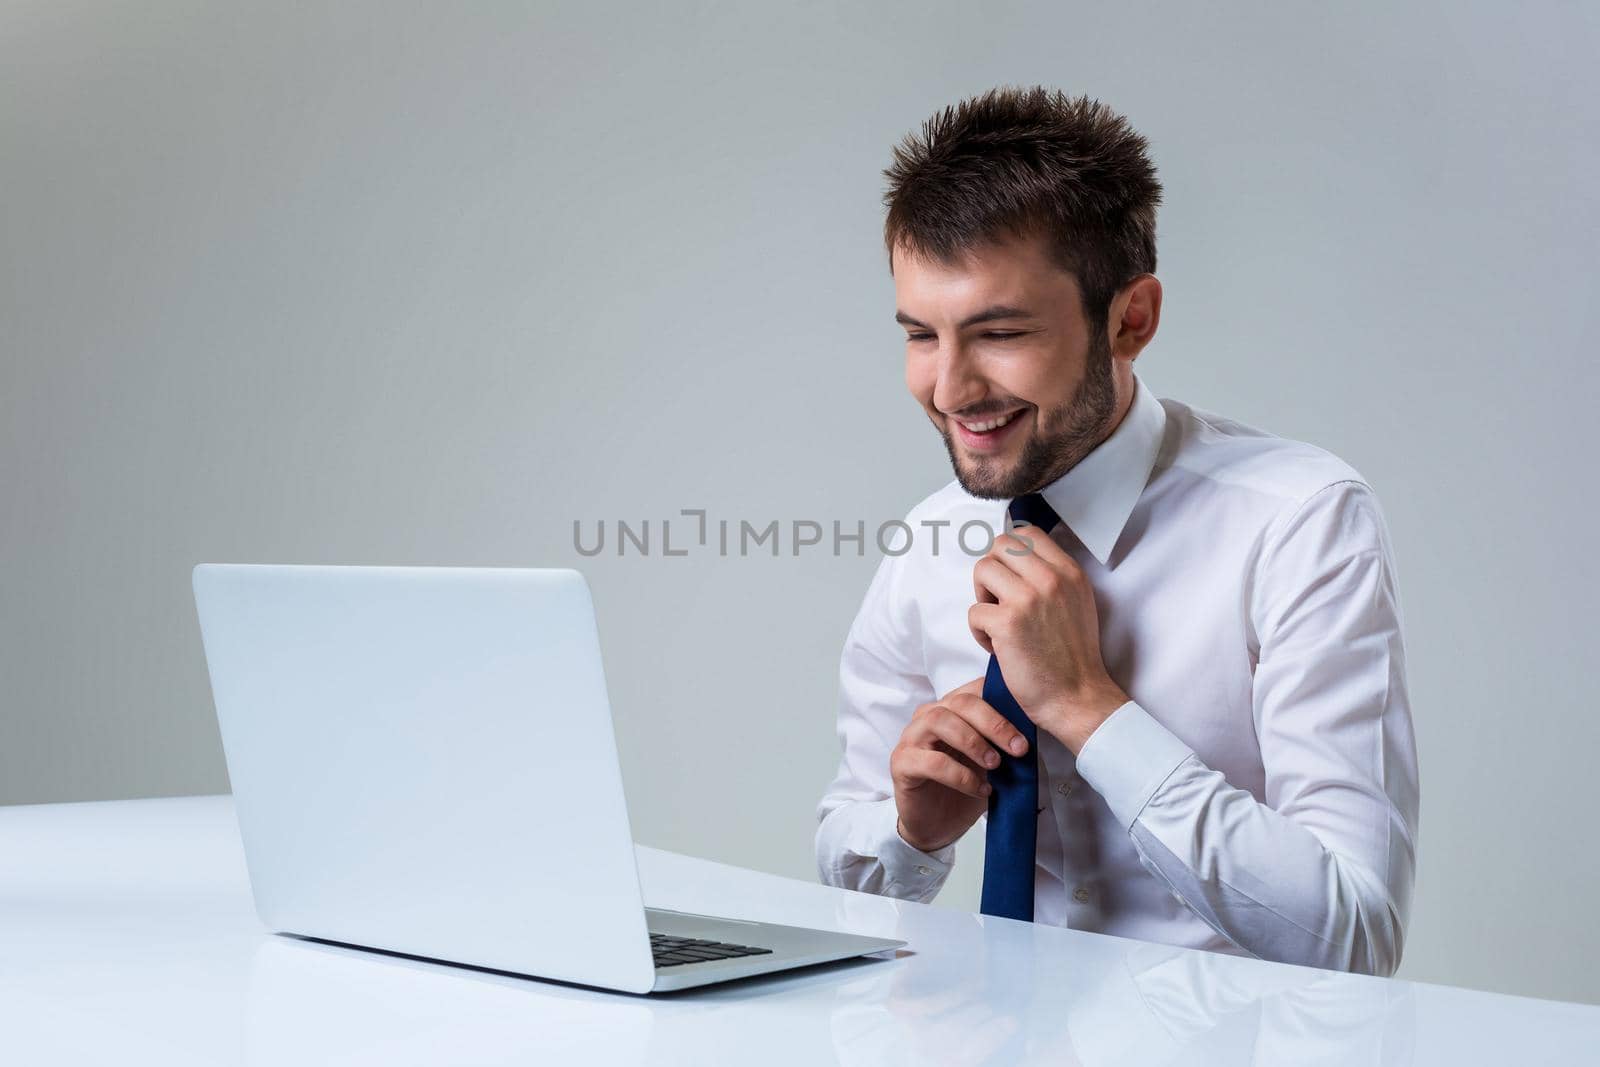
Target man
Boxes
[814,86,1419,977]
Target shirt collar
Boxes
[1035,370,1167,567]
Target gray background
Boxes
[4,1,1596,1005]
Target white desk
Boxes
[2,796,1596,1064]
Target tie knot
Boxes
[1007,492,1060,534]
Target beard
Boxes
[939,330,1119,501]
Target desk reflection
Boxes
[246,937,655,1064]
[827,900,1414,1066]
[245,909,1414,1066]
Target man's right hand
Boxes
[889,674,1031,854]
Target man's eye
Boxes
[902,331,1024,343]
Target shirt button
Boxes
[916,865,933,876]
[1073,887,1091,904]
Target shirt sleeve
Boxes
[1074,479,1421,976]
[815,548,955,903]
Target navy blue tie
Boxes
[979,492,1062,921]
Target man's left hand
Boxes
[968,526,1131,753]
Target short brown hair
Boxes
[882,86,1162,333]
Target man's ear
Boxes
[1109,274,1162,360]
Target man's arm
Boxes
[1074,479,1420,975]
[814,550,953,903]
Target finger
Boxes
[946,690,1029,756]
[923,704,1003,771]
[998,524,1070,564]
[904,707,987,770]
[897,747,992,799]
[988,531,1061,585]
[972,554,1028,608]
[990,534,1086,602]
[967,601,1001,655]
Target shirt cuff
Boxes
[866,796,955,896]
[1074,700,1195,831]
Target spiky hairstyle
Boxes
[883,86,1162,332]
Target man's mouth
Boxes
[951,408,1027,452]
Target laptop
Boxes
[192,564,904,994]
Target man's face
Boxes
[895,232,1119,501]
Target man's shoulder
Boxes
[1157,395,1373,513]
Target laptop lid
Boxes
[192,564,657,994]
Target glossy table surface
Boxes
[2,795,1597,1064]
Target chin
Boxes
[952,453,1025,501]
[938,424,1037,500]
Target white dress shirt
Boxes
[814,370,1420,976]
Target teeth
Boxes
[961,411,1018,433]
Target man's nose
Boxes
[932,340,986,415]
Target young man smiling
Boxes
[814,87,1419,976]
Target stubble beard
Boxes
[940,332,1119,501]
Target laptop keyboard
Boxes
[650,932,774,968]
